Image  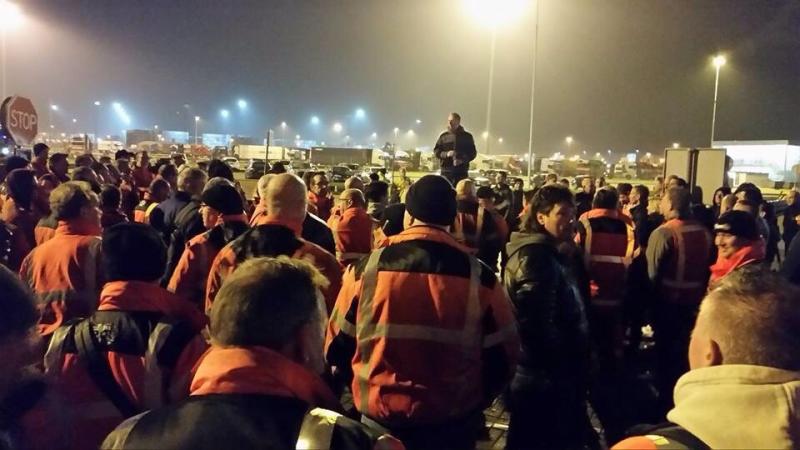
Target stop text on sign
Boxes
[9,109,37,132]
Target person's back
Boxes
[327,189,375,265]
[20,181,104,335]
[614,267,800,449]
[205,174,342,313]
[326,175,518,449]
[45,223,207,450]
[103,257,397,450]
[452,181,502,268]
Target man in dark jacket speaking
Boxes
[433,112,477,185]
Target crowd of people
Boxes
[1,126,800,450]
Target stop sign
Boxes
[0,96,39,145]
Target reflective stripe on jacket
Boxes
[205,217,343,314]
[326,226,519,428]
[649,219,712,304]
[327,206,375,265]
[43,280,208,450]
[576,208,638,305]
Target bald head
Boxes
[455,178,476,198]
[339,188,365,209]
[257,174,274,201]
[265,173,307,223]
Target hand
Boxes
[446,150,455,158]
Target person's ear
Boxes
[708,339,723,366]
[536,211,546,226]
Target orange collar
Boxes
[55,220,101,237]
[252,215,303,235]
[581,208,633,225]
[98,280,207,331]
[387,225,472,253]
[191,346,340,411]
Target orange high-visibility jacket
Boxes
[43,280,208,450]
[205,216,343,314]
[308,191,333,221]
[327,206,375,264]
[34,214,58,246]
[20,221,104,335]
[575,208,638,305]
[168,219,249,309]
[647,218,713,305]
[326,226,519,428]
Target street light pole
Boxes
[526,0,540,183]
[484,27,497,156]
[710,55,726,147]
[194,116,200,145]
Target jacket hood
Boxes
[505,231,554,258]
[668,364,800,449]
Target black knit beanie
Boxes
[201,184,244,215]
[405,175,457,226]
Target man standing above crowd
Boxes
[327,189,374,266]
[433,112,477,185]
[326,175,518,450]
[647,187,713,415]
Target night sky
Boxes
[5,0,799,156]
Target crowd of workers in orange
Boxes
[2,113,800,450]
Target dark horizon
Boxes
[4,0,799,157]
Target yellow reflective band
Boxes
[296,408,340,450]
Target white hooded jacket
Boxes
[668,364,800,449]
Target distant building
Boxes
[713,140,800,183]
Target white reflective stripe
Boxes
[580,217,593,267]
[662,279,704,289]
[142,322,172,409]
[476,207,486,239]
[589,255,626,264]
[356,248,386,411]
[44,323,72,374]
[462,255,482,350]
[483,323,517,348]
[296,408,340,450]
[337,251,369,261]
[77,400,123,420]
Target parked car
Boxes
[223,156,242,171]
[330,165,353,182]
[245,159,267,179]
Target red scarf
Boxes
[710,241,765,284]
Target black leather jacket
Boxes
[433,126,477,174]
[503,231,591,385]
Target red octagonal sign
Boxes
[1,96,39,146]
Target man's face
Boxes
[52,158,67,174]
[581,177,594,193]
[537,202,575,241]
[200,204,221,229]
[630,189,641,205]
[37,149,49,161]
[667,178,680,189]
[311,175,329,195]
[619,192,630,205]
[447,114,460,132]
[81,201,102,229]
[715,232,746,259]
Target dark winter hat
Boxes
[405,175,457,226]
[201,183,244,216]
[714,210,759,240]
[476,186,494,200]
[102,222,166,281]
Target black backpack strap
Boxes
[74,320,141,418]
